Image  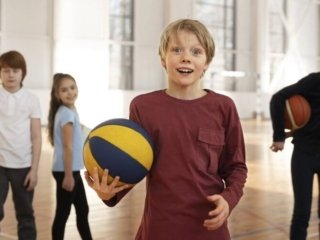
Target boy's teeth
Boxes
[178,68,192,73]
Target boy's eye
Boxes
[1,68,10,73]
[191,48,202,55]
[171,47,182,53]
[1,68,21,74]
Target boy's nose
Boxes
[181,53,191,63]
[182,58,191,63]
[181,51,191,63]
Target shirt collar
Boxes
[0,86,24,98]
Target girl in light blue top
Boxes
[47,73,92,240]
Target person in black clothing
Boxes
[270,72,320,240]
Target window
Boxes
[268,0,287,81]
[108,0,134,89]
[195,0,236,90]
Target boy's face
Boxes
[161,30,208,90]
[0,66,23,93]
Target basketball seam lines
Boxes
[285,100,298,130]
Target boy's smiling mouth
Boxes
[177,68,193,74]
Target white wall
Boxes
[0,0,53,89]
[134,0,165,90]
[235,0,257,92]
[53,0,109,95]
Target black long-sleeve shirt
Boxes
[270,72,320,154]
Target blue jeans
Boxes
[0,167,36,240]
[290,147,320,240]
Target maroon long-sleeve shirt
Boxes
[105,89,247,240]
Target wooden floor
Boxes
[1,120,319,240]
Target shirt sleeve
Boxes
[30,94,42,119]
[59,107,75,127]
[219,99,247,211]
[270,73,319,141]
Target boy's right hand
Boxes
[270,141,285,152]
[84,167,130,201]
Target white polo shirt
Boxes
[0,87,41,168]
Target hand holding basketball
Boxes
[84,167,130,201]
[83,118,154,187]
[271,95,310,152]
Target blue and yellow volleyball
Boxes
[83,118,154,186]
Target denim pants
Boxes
[0,167,36,240]
[290,147,320,240]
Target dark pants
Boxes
[0,167,36,240]
[52,171,92,240]
[290,147,320,240]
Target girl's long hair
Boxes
[47,73,76,146]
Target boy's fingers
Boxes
[84,171,93,186]
[110,176,121,188]
[101,169,109,185]
[91,167,101,182]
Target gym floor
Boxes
[0,120,319,240]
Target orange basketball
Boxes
[284,95,311,130]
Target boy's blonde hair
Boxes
[158,19,215,64]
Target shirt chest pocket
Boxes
[197,128,225,174]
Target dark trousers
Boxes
[0,167,36,240]
[51,171,92,240]
[290,147,320,240]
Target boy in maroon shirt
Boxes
[85,19,247,240]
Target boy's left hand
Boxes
[203,194,229,231]
[24,169,38,191]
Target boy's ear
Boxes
[161,58,166,69]
[203,62,209,72]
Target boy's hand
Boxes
[24,169,38,191]
[270,141,285,152]
[203,194,229,231]
[84,167,130,201]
